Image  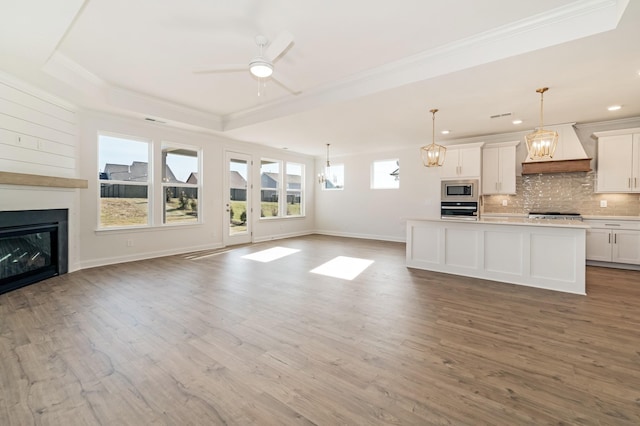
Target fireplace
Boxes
[0,209,68,294]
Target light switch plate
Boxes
[502,199,508,206]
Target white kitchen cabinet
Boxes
[482,141,518,194]
[585,220,640,265]
[440,142,483,179]
[596,132,640,192]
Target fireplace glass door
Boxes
[0,225,57,292]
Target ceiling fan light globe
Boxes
[249,58,273,78]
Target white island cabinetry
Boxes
[406,218,588,294]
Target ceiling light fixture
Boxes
[420,109,446,167]
[512,119,523,125]
[525,87,558,160]
[441,130,450,135]
[318,143,331,185]
[607,105,622,111]
[249,57,273,78]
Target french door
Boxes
[224,151,252,246]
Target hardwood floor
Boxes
[1,234,640,425]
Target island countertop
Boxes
[407,216,591,229]
[406,218,586,294]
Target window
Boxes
[162,145,201,224]
[260,159,281,218]
[323,163,344,190]
[371,159,399,189]
[98,134,151,228]
[260,159,306,218]
[286,162,304,217]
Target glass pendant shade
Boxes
[526,87,558,160]
[421,109,446,167]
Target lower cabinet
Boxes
[586,223,640,265]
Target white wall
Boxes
[315,147,442,242]
[0,73,82,271]
[77,110,316,269]
[0,72,316,272]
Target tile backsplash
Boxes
[483,172,640,216]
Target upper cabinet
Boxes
[595,129,640,193]
[482,141,519,195]
[439,142,484,179]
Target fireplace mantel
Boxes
[0,172,88,189]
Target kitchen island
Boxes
[406,217,589,294]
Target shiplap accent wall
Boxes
[0,78,78,177]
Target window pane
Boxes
[323,164,344,190]
[100,184,149,227]
[99,135,149,182]
[260,160,280,218]
[164,187,198,224]
[99,134,150,227]
[162,146,200,225]
[286,162,303,216]
[372,159,399,189]
[162,148,199,183]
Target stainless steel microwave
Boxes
[441,179,479,202]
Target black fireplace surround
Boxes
[0,209,68,294]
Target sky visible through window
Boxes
[99,135,197,182]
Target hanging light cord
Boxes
[325,143,330,168]
[537,87,548,129]
[430,108,438,146]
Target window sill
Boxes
[95,222,203,234]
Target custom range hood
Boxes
[522,123,592,174]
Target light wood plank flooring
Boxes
[1,235,640,425]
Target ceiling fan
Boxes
[194,31,301,96]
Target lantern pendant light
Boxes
[421,109,447,167]
[526,87,558,160]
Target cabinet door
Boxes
[482,147,500,194]
[633,135,640,191]
[498,145,517,194]
[597,134,633,192]
[439,149,460,178]
[612,230,640,264]
[586,229,612,261]
[458,147,481,178]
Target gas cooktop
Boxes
[528,212,583,220]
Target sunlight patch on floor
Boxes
[310,256,374,280]
[241,247,300,263]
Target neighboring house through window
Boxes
[99,134,151,228]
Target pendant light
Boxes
[525,87,558,160]
[421,109,446,167]
[318,143,331,185]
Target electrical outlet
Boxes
[502,199,508,206]
[126,239,134,247]
[600,200,607,208]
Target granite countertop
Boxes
[409,217,590,229]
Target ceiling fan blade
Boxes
[193,64,246,74]
[265,30,294,62]
[272,74,301,95]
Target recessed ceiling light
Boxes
[607,105,622,111]
[512,119,523,125]
[441,130,450,135]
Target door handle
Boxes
[629,178,632,188]
[614,233,617,244]
[609,233,611,244]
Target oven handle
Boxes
[441,206,477,210]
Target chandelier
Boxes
[420,109,446,167]
[318,143,331,185]
[526,87,558,160]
